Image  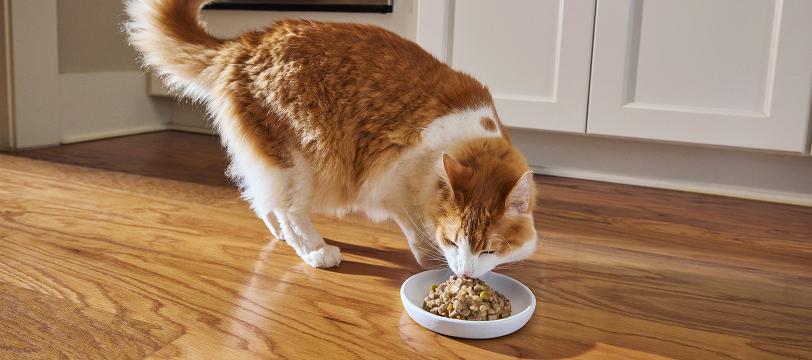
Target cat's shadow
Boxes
[323,238,423,287]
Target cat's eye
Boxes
[480,250,496,255]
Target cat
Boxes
[126,0,538,278]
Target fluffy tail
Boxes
[125,0,223,92]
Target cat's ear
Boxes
[441,152,466,190]
[442,153,465,179]
[505,171,534,216]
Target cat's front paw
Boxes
[302,245,342,268]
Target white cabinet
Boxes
[587,0,812,152]
[417,0,812,153]
[418,0,596,132]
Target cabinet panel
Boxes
[631,0,774,112]
[588,0,812,152]
[452,1,560,99]
[418,0,596,133]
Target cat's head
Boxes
[431,144,537,278]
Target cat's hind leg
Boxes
[261,215,284,241]
[241,157,341,268]
[213,99,340,268]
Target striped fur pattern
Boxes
[126,0,537,276]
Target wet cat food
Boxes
[423,276,511,321]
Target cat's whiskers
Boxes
[491,233,525,270]
[401,205,446,265]
[402,208,433,246]
[410,200,446,256]
[402,201,443,254]
[492,231,544,271]
[409,207,435,244]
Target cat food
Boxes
[423,276,511,321]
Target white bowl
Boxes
[400,269,536,339]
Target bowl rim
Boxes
[400,269,537,325]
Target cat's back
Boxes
[243,19,493,129]
[223,19,498,202]
[265,19,440,73]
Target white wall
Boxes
[57,0,140,73]
[59,72,170,143]
[0,0,9,149]
[2,0,171,148]
[55,0,170,144]
[8,0,61,149]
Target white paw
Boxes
[302,245,342,268]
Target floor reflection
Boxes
[223,238,295,356]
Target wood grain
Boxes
[19,130,232,187]
[1,131,811,359]
[0,284,180,360]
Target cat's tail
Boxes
[125,0,223,96]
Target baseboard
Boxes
[512,129,812,208]
[61,124,169,144]
[533,166,812,207]
[167,123,214,135]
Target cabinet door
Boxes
[588,0,812,152]
[417,0,596,132]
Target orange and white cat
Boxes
[126,0,537,278]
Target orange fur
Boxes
[433,138,536,256]
[127,0,538,271]
[480,117,498,132]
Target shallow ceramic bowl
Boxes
[400,269,536,339]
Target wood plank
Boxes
[17,130,231,187]
[0,131,810,359]
[0,283,181,359]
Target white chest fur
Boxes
[351,106,504,221]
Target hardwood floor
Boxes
[2,131,810,359]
